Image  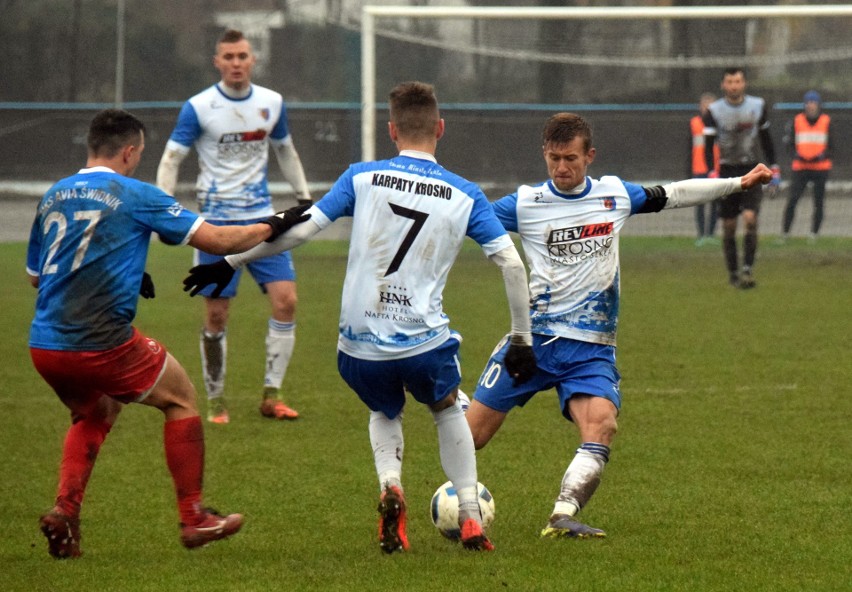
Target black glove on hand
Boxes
[183,259,235,298]
[503,339,537,386]
[260,203,312,242]
[139,272,155,299]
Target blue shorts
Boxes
[337,336,462,419]
[473,334,621,421]
[193,219,296,298]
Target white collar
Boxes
[399,149,437,162]
[78,166,116,174]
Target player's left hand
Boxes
[183,260,235,298]
[140,272,156,299]
[261,204,312,242]
[503,339,537,386]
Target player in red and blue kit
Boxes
[466,113,772,540]
[27,109,308,558]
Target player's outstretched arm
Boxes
[649,163,770,212]
[185,205,320,297]
[225,207,321,269]
[189,204,312,255]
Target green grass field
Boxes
[2,237,850,591]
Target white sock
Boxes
[200,329,226,400]
[433,400,480,520]
[369,411,403,491]
[553,442,610,517]
[264,319,295,391]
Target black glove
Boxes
[140,272,155,299]
[260,204,312,242]
[183,259,235,298]
[503,339,537,386]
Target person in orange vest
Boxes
[781,90,832,243]
[690,93,721,245]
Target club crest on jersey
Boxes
[601,197,616,210]
[259,108,270,121]
[167,203,184,217]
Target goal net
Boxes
[360,4,852,238]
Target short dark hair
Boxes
[388,81,440,140]
[541,113,592,152]
[218,28,245,45]
[723,67,745,79]
[87,109,145,158]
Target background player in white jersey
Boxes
[465,113,772,540]
[27,109,309,558]
[156,29,313,424]
[703,67,779,289]
[183,81,537,553]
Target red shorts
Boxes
[30,328,168,405]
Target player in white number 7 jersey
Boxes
[466,113,772,540]
[183,81,537,554]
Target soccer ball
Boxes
[430,481,495,540]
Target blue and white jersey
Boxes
[165,83,290,221]
[310,150,513,361]
[704,95,770,166]
[493,176,647,346]
[27,167,203,351]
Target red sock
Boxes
[55,418,111,517]
[164,416,205,525]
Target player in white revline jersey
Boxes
[156,29,313,424]
[465,113,772,540]
[183,81,537,554]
